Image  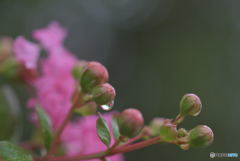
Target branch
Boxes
[48,136,161,161]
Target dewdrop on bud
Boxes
[179,93,202,116]
[80,61,109,91]
[92,83,116,107]
[188,125,214,147]
[72,61,87,80]
[117,108,144,138]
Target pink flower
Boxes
[28,22,77,129]
[33,21,66,51]
[62,113,124,161]
[13,36,40,69]
[31,52,76,129]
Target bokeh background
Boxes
[0,0,240,161]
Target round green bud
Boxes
[91,83,116,105]
[80,61,109,92]
[149,118,167,136]
[179,93,202,116]
[72,61,87,80]
[188,125,214,147]
[177,128,188,137]
[159,121,178,142]
[117,108,144,138]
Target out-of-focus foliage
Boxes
[0,88,16,140]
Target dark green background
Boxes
[0,0,239,161]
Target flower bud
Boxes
[188,125,214,147]
[117,108,144,138]
[80,61,109,92]
[72,61,87,80]
[179,144,190,150]
[177,128,188,137]
[159,120,178,142]
[179,93,202,116]
[141,126,153,139]
[149,118,166,136]
[91,83,116,105]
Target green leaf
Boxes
[96,113,111,148]
[36,106,53,150]
[111,116,120,140]
[0,141,33,161]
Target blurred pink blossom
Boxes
[31,52,76,129]
[13,36,40,69]
[22,22,123,161]
[28,22,77,129]
[62,113,124,161]
[33,21,66,51]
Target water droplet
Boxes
[100,101,114,111]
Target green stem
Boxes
[172,114,185,125]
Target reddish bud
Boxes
[80,61,109,91]
[91,83,116,105]
[188,125,214,147]
[180,93,202,116]
[117,108,144,138]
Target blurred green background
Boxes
[0,0,239,161]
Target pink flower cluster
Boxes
[13,22,123,161]
[62,114,124,161]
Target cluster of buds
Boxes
[72,61,116,113]
[0,23,215,161]
[143,93,213,150]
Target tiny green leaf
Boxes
[36,106,53,150]
[111,116,120,140]
[0,141,33,161]
[96,113,111,148]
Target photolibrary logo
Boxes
[210,152,239,158]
